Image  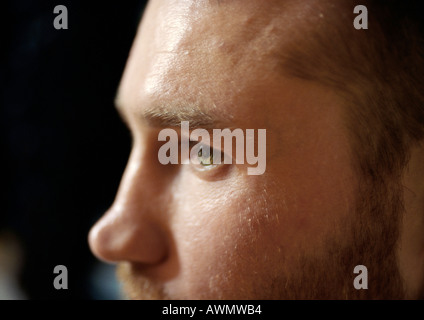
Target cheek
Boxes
[164,172,291,298]
[165,156,355,298]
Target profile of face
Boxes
[89,0,424,299]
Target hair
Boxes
[278,0,423,297]
[280,0,424,174]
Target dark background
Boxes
[2,0,148,299]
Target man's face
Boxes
[89,0,405,299]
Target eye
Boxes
[189,141,224,171]
[197,145,215,167]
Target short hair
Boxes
[276,2,422,295]
[280,0,424,180]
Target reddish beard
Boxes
[116,175,405,299]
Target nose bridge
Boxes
[89,147,169,264]
[114,147,147,212]
[114,144,170,212]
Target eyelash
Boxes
[173,134,233,180]
[188,141,224,171]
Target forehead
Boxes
[117,0,338,130]
[116,0,351,181]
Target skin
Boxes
[88,0,424,299]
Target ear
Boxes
[398,142,424,299]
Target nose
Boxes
[88,150,168,265]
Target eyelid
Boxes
[184,140,232,180]
[184,140,218,164]
[174,131,235,178]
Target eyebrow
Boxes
[115,99,232,129]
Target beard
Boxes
[116,173,406,299]
[117,262,167,299]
